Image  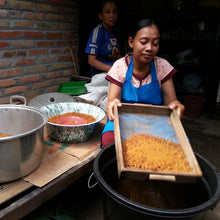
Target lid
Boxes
[28,92,77,109]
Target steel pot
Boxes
[0,101,47,183]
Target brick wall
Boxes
[0,0,78,104]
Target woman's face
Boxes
[99,2,118,31]
[128,25,160,64]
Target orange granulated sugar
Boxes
[0,133,12,138]
[122,133,193,173]
[48,112,96,124]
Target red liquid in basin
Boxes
[55,115,87,125]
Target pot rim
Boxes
[0,104,47,141]
[93,144,220,218]
[47,115,105,127]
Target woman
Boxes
[101,19,185,147]
[85,0,120,76]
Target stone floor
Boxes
[22,109,220,220]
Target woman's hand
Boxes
[168,100,185,119]
[106,83,122,121]
[162,78,185,119]
[106,98,122,121]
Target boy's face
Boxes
[99,2,118,31]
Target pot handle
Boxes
[88,172,98,189]
[10,95,27,106]
[149,174,176,182]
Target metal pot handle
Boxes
[88,172,98,189]
[10,95,27,106]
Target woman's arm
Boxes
[106,83,122,121]
[161,77,185,118]
[88,54,112,72]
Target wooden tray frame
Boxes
[114,103,203,183]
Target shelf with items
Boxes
[160,5,220,41]
[161,31,216,41]
[159,46,208,102]
[159,2,220,116]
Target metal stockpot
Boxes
[0,99,47,183]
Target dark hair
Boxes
[129,19,158,38]
[98,0,118,14]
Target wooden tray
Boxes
[114,103,203,183]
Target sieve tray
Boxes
[114,103,203,183]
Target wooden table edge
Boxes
[0,149,100,220]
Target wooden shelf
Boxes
[161,32,215,41]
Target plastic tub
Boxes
[183,95,206,119]
[57,81,87,95]
[93,144,220,220]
